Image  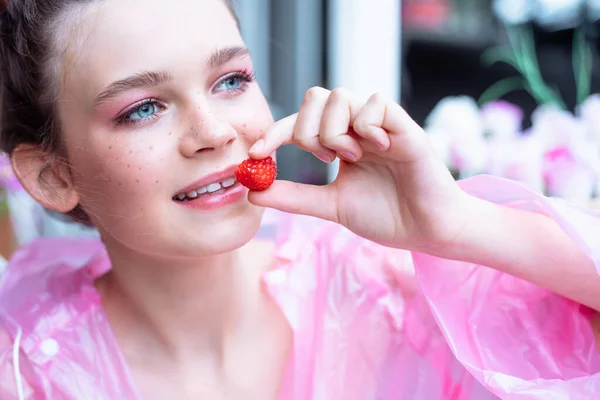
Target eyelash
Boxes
[115,69,257,127]
[115,98,165,126]
[216,69,256,93]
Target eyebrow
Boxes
[93,70,174,107]
[207,46,249,70]
[93,46,250,107]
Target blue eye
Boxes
[216,76,243,92]
[127,102,158,121]
[117,100,163,126]
[214,70,256,93]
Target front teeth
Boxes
[206,183,222,193]
[176,177,237,201]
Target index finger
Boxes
[248,113,298,159]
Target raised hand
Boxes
[248,87,471,251]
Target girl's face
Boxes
[56,0,274,258]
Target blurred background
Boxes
[2,0,600,262]
[233,0,600,183]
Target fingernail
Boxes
[249,139,264,153]
[341,152,357,162]
[314,152,334,163]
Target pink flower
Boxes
[425,96,485,142]
[543,145,596,203]
[425,96,487,175]
[487,133,545,193]
[451,137,489,178]
[544,146,572,163]
[529,104,600,201]
[578,94,600,144]
[529,105,587,150]
[425,97,600,201]
[481,100,524,140]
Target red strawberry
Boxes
[235,156,277,191]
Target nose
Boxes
[178,108,237,158]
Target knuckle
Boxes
[329,87,350,103]
[369,92,390,106]
[303,86,329,104]
[353,117,371,133]
[295,135,318,149]
[319,134,338,148]
[368,92,387,104]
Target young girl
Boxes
[1,0,600,399]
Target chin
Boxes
[169,206,266,257]
[97,204,266,261]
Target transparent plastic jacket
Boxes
[1,175,600,399]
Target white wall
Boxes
[326,0,402,182]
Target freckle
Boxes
[149,145,153,150]
[136,179,139,183]
[139,167,143,171]
[118,182,122,186]
[160,158,164,161]
[260,129,264,133]
[155,180,159,184]
[109,146,112,150]
[169,132,172,136]
[243,124,247,128]
[130,150,133,154]
[127,164,130,168]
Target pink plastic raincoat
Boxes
[1,175,600,399]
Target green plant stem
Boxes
[573,27,593,105]
[480,24,569,109]
[477,76,527,105]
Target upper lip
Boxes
[174,164,239,196]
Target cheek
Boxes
[69,138,170,206]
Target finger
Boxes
[352,93,392,151]
[249,113,298,159]
[319,88,364,162]
[373,99,430,159]
[294,87,337,163]
[248,180,338,223]
[380,99,422,138]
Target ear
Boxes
[11,144,80,213]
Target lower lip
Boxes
[174,182,247,211]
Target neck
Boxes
[97,237,273,367]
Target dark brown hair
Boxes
[0,0,239,223]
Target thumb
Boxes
[248,180,339,222]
